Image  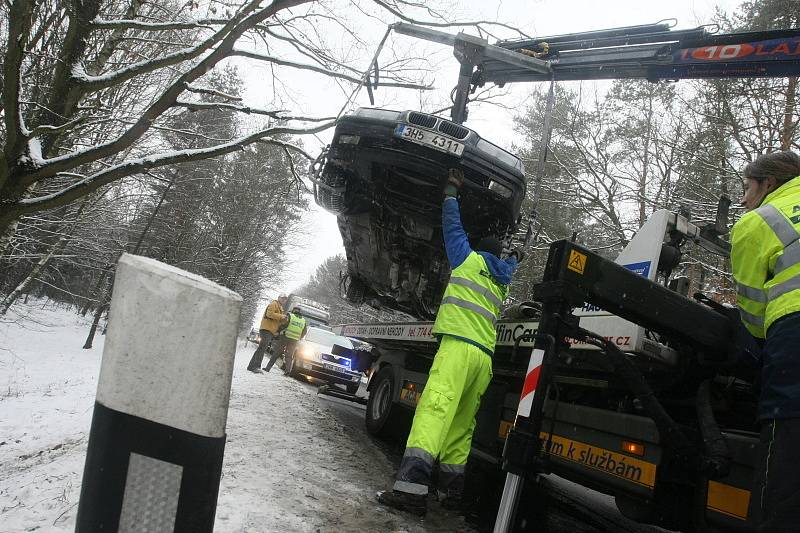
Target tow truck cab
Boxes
[334,208,757,532]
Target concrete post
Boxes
[76,254,242,533]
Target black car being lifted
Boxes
[314,108,527,318]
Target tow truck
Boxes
[328,20,800,532]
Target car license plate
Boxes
[323,363,342,373]
[395,125,464,156]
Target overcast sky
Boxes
[237,0,744,306]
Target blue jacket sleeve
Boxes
[442,197,471,268]
[505,256,518,274]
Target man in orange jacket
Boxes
[246,294,288,373]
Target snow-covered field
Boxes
[0,301,474,533]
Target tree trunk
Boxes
[80,268,110,316]
[83,299,109,349]
[781,76,798,150]
[0,217,19,257]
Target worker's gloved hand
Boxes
[444,168,464,198]
[510,248,526,263]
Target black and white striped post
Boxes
[76,254,242,533]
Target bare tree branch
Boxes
[371,0,533,38]
[231,48,433,90]
[3,0,37,187]
[15,0,313,188]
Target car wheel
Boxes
[316,164,347,214]
[285,350,299,378]
[365,366,411,441]
[345,276,367,305]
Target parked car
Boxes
[283,326,361,394]
[314,107,527,318]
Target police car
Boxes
[283,326,362,394]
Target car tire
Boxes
[316,164,347,214]
[365,366,411,441]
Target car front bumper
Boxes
[296,360,361,386]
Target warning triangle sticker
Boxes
[567,250,587,275]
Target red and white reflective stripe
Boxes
[516,348,545,418]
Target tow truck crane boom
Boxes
[392,21,800,124]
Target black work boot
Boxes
[377,490,427,516]
[438,489,463,513]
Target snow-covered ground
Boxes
[0,300,475,532]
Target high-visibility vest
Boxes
[284,313,306,340]
[432,252,509,352]
[732,175,800,338]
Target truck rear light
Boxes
[622,441,645,456]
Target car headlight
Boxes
[476,139,522,169]
[488,180,512,198]
[296,344,318,359]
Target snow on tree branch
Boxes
[15,121,335,216]
[91,17,229,31]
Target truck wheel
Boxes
[366,366,411,441]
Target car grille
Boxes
[438,121,469,140]
[408,112,437,129]
[321,352,351,368]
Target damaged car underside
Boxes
[314,108,527,318]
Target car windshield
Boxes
[304,328,353,349]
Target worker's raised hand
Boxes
[444,168,464,198]
[448,168,464,188]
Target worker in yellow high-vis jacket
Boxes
[730,150,800,532]
[264,311,307,373]
[377,169,522,516]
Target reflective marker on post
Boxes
[516,348,545,418]
[493,347,546,533]
[76,254,242,533]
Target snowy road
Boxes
[1,302,671,532]
[0,303,474,533]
